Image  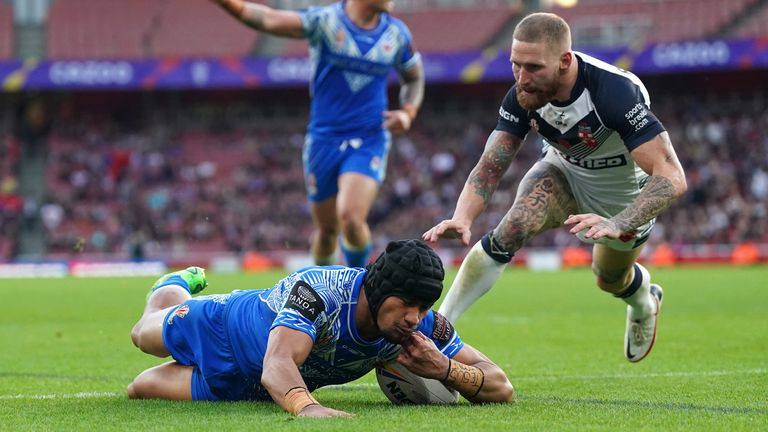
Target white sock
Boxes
[621,263,655,320]
[438,241,507,323]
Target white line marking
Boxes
[0,391,120,400]
[324,368,767,390]
[3,369,765,399]
[512,368,767,381]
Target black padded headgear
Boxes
[364,239,445,322]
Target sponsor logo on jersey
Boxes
[370,156,381,171]
[559,152,628,170]
[499,106,519,123]
[554,111,567,127]
[431,311,455,345]
[577,122,599,148]
[624,103,650,131]
[166,305,189,325]
[285,281,326,321]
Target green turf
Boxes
[0,266,766,431]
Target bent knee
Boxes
[127,379,148,399]
[592,264,633,294]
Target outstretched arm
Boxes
[211,0,304,38]
[423,130,524,245]
[396,332,514,403]
[262,326,353,417]
[566,131,687,240]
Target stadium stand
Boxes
[0,1,12,59]
[32,84,768,258]
[0,131,22,259]
[734,3,768,37]
[145,0,260,58]
[548,0,757,45]
[279,5,520,56]
[47,0,260,59]
[399,6,519,53]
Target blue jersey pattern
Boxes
[224,266,464,395]
[299,1,420,137]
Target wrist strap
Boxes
[284,387,319,415]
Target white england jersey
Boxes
[495,52,666,249]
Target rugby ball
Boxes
[375,361,459,405]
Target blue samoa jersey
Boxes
[225,266,464,394]
[299,2,420,137]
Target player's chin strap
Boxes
[284,387,319,416]
[441,359,485,400]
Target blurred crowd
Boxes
[2,86,767,260]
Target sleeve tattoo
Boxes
[468,131,522,205]
[610,174,676,232]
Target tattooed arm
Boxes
[423,130,523,245]
[384,60,425,134]
[211,0,304,38]
[566,132,687,240]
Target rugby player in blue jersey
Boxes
[210,0,424,268]
[424,13,687,363]
[128,240,513,417]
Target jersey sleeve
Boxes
[495,86,530,139]
[270,280,339,342]
[417,310,464,358]
[298,6,324,42]
[395,21,421,71]
[593,72,666,151]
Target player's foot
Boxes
[624,284,663,363]
[147,266,208,300]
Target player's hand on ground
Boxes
[564,213,622,240]
[422,219,472,246]
[382,109,413,134]
[297,404,354,418]
[396,331,449,381]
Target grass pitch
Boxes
[0,266,766,431]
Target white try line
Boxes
[326,368,767,390]
[2,368,765,399]
[511,368,767,382]
[0,391,120,400]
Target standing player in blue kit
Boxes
[211,0,425,267]
[128,240,514,417]
[423,13,687,363]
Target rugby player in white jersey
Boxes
[423,12,687,363]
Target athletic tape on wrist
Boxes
[442,359,485,399]
[284,387,319,415]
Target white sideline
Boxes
[1,368,764,399]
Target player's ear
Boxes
[559,51,572,71]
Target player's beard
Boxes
[516,68,562,111]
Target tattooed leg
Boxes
[492,161,578,254]
[591,243,645,294]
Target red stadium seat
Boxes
[0,1,13,59]
[549,0,757,44]
[47,0,260,59]
[734,4,768,38]
[279,6,519,56]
